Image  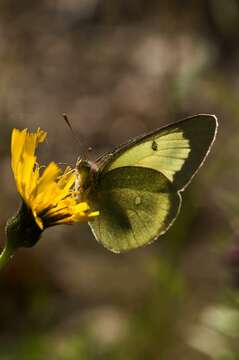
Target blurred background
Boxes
[0,1,239,359]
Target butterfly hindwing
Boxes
[88,167,181,253]
[98,114,218,191]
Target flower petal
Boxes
[11,128,99,231]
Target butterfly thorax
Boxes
[75,159,98,200]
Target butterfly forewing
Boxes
[98,114,218,191]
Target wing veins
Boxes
[133,208,151,237]
[105,189,171,211]
[126,210,141,247]
[138,154,189,160]
[154,146,190,150]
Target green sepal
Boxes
[5,201,43,251]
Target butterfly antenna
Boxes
[62,113,77,140]
[62,113,85,156]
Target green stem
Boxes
[0,245,14,272]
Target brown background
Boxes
[0,1,239,359]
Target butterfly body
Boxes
[75,159,98,202]
[77,114,218,253]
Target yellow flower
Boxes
[1,127,99,261]
[0,127,100,271]
[11,127,99,230]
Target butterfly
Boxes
[75,114,218,253]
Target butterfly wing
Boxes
[88,114,217,252]
[97,114,218,191]
[88,167,181,253]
